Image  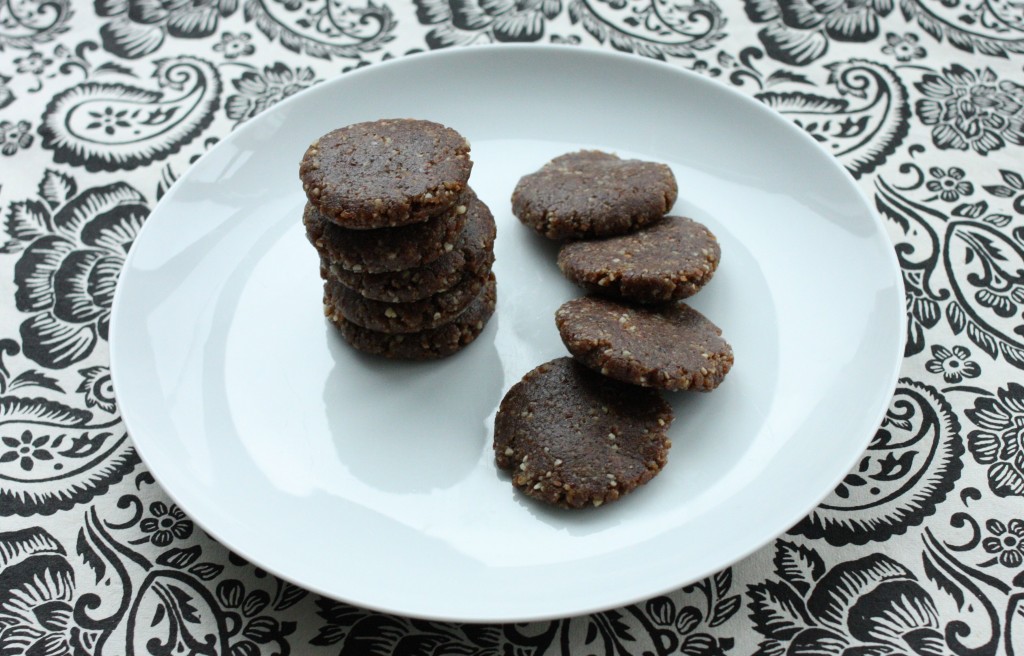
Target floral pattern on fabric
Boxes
[0,0,1021,652]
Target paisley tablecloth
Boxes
[2,1,1023,654]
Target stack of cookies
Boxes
[299,119,497,359]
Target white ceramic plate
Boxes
[110,44,904,622]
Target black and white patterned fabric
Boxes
[1,1,1024,653]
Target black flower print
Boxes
[1,431,55,471]
[0,120,32,156]
[966,382,1024,497]
[925,344,981,383]
[140,501,194,546]
[85,106,132,136]
[915,65,1024,155]
[748,542,947,656]
[984,169,1024,215]
[225,63,317,125]
[743,0,895,66]
[3,171,148,368]
[982,518,1024,567]
[415,0,562,48]
[217,579,295,656]
[78,366,117,413]
[881,31,925,61]
[926,166,973,201]
[643,577,738,656]
[96,0,240,59]
[0,528,94,656]
[13,51,52,75]
[213,31,254,59]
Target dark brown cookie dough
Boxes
[299,118,472,229]
[555,296,733,391]
[557,216,720,303]
[511,150,678,240]
[325,271,493,334]
[328,276,497,360]
[322,191,497,302]
[493,357,673,509]
[304,188,474,274]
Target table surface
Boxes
[2,1,1023,654]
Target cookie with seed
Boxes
[555,296,733,391]
[299,118,472,229]
[304,188,474,274]
[322,192,497,302]
[494,357,673,509]
[511,150,677,240]
[557,216,720,304]
[328,276,497,360]
[325,271,493,334]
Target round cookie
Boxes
[304,188,474,274]
[299,118,472,229]
[328,276,497,360]
[555,296,733,391]
[322,192,497,302]
[511,150,678,240]
[325,271,493,334]
[493,357,673,509]
[557,216,720,303]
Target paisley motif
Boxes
[125,571,230,655]
[873,175,951,356]
[38,56,221,172]
[0,0,72,50]
[944,221,1024,368]
[792,379,963,546]
[901,0,1024,57]
[0,394,137,516]
[756,59,909,179]
[243,0,395,59]
[567,0,725,58]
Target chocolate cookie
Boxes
[511,150,677,240]
[304,188,474,274]
[299,118,472,228]
[555,296,733,391]
[557,216,720,303]
[328,276,497,360]
[322,191,497,302]
[325,271,493,334]
[493,357,673,509]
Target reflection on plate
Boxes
[109,44,904,622]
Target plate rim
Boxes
[110,43,906,622]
